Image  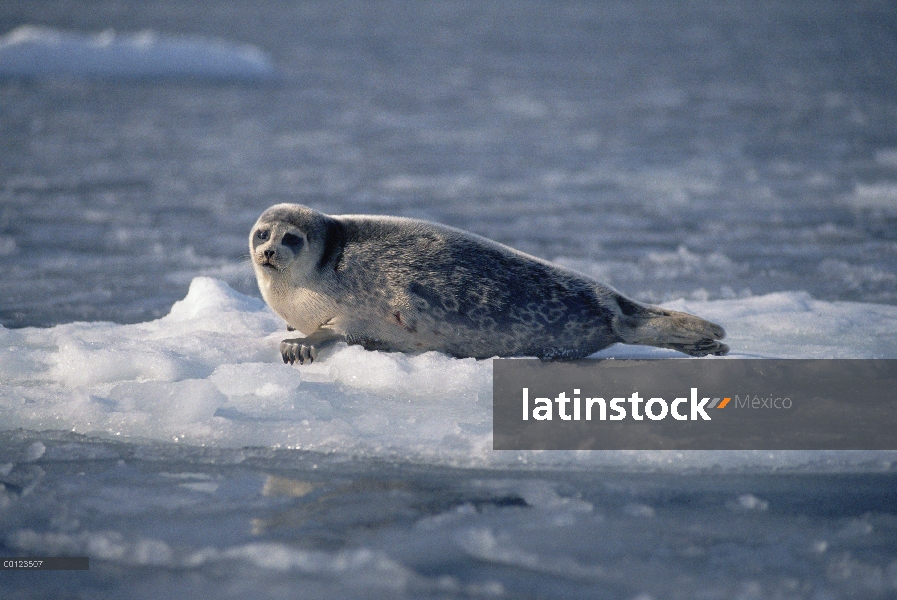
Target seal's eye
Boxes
[257,229,270,241]
[282,233,303,251]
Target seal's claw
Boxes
[670,339,730,357]
[280,338,318,365]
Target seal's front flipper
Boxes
[280,328,344,365]
[280,339,317,364]
[614,301,728,357]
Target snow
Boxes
[0,26,278,80]
[2,276,895,471]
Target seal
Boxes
[250,204,729,364]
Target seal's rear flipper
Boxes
[613,300,729,357]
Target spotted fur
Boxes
[249,204,728,363]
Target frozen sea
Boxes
[1,1,897,598]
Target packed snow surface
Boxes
[3,277,896,471]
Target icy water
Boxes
[1,1,897,598]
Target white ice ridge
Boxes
[0,25,278,80]
[1,277,896,470]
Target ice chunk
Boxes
[0,26,279,81]
[209,363,302,398]
[1,278,897,470]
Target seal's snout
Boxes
[255,245,279,270]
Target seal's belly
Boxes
[345,303,618,359]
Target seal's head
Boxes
[249,204,344,287]
[250,203,320,284]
